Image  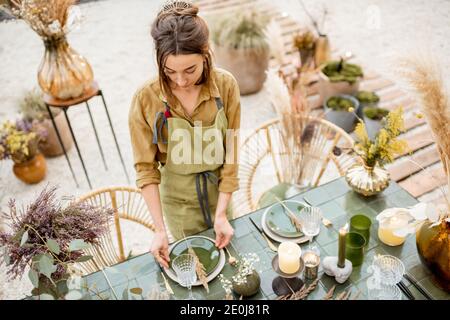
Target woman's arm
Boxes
[214,191,234,249]
[141,184,170,268]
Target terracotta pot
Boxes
[213,45,270,95]
[318,71,361,106]
[38,37,94,100]
[38,111,73,157]
[13,153,47,184]
[416,219,450,293]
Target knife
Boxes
[249,216,278,252]
[158,263,174,295]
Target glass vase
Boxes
[38,37,94,100]
[416,219,450,293]
[345,161,390,197]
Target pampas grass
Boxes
[264,68,315,186]
[399,54,450,209]
[264,19,287,66]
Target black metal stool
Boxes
[44,81,130,189]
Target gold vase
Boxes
[416,219,450,293]
[38,37,94,100]
[345,162,390,196]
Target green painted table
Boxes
[81,178,450,300]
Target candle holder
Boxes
[271,254,305,296]
[323,256,353,283]
[303,251,320,280]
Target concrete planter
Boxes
[324,94,360,133]
[318,71,361,106]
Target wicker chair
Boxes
[232,116,356,216]
[73,186,174,275]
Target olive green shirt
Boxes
[128,68,241,192]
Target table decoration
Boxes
[345,232,366,266]
[323,224,352,283]
[303,251,320,280]
[278,242,302,274]
[276,278,319,300]
[1,1,94,100]
[271,253,305,296]
[344,107,408,196]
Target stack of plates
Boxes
[164,235,225,287]
[261,200,310,244]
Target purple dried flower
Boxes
[0,185,113,281]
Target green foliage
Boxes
[363,106,389,120]
[322,59,363,84]
[355,107,408,167]
[355,91,380,104]
[326,96,356,111]
[210,9,269,51]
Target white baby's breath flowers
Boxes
[218,274,233,295]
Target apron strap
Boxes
[215,97,223,110]
[195,171,218,228]
[152,102,171,145]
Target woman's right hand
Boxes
[150,231,170,269]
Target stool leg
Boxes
[99,91,130,183]
[63,108,93,189]
[85,101,108,170]
[45,104,79,188]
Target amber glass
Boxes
[13,153,47,184]
[38,37,94,100]
[416,220,450,293]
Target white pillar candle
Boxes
[278,242,302,274]
[378,216,409,246]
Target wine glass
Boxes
[299,206,323,256]
[172,253,201,300]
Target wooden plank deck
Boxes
[193,0,448,208]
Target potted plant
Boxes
[19,88,73,157]
[293,29,316,70]
[219,253,261,299]
[344,107,408,196]
[0,119,47,184]
[363,106,389,140]
[0,186,113,300]
[210,9,270,95]
[319,59,364,103]
[324,94,360,132]
[354,90,380,117]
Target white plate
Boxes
[261,208,310,244]
[164,235,226,287]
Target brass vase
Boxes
[38,37,94,100]
[416,219,450,293]
[314,34,330,68]
[345,161,390,196]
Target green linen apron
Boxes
[152,97,231,240]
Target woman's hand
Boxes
[150,231,170,269]
[214,214,234,249]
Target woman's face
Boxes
[164,54,204,89]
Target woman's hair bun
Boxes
[159,0,199,17]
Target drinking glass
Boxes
[345,232,366,266]
[350,214,372,245]
[172,253,200,300]
[299,206,323,255]
[372,255,405,286]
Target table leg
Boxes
[45,104,79,188]
[99,91,130,183]
[63,108,93,189]
[85,101,108,170]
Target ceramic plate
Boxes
[164,236,225,286]
[261,209,310,244]
[264,200,307,238]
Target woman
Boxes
[128,1,240,269]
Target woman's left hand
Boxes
[214,214,234,249]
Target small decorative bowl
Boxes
[372,255,405,286]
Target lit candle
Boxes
[338,223,348,268]
[278,242,302,274]
[378,215,409,246]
